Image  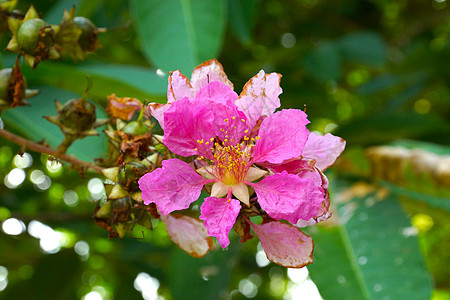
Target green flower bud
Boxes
[122,121,149,135]
[119,162,147,192]
[73,16,98,52]
[17,18,49,55]
[59,98,97,132]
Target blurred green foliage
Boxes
[1,0,449,299]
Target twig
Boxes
[0,128,104,173]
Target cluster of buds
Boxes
[94,94,167,239]
[0,59,39,114]
[5,5,102,68]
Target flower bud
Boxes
[73,16,98,52]
[118,162,148,192]
[59,98,96,131]
[17,18,49,54]
[122,121,149,135]
[6,6,60,68]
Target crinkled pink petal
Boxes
[295,168,331,227]
[250,221,314,268]
[190,59,234,92]
[302,132,346,171]
[167,70,194,103]
[250,171,322,224]
[252,109,310,164]
[261,157,314,174]
[235,71,282,128]
[138,159,205,215]
[199,197,241,248]
[209,101,249,143]
[161,214,213,258]
[194,81,238,106]
[163,98,216,158]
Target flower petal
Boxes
[252,109,310,164]
[163,98,216,157]
[235,70,282,128]
[200,197,241,248]
[190,59,233,92]
[194,81,238,106]
[167,70,194,102]
[138,159,205,215]
[261,157,313,174]
[295,168,331,227]
[302,132,346,171]
[147,102,170,129]
[107,94,143,120]
[250,171,322,224]
[161,214,213,258]
[250,221,314,268]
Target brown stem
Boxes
[0,128,104,173]
[56,135,76,153]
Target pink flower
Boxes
[139,60,345,266]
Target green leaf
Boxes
[380,181,450,212]
[228,0,260,45]
[130,0,227,74]
[337,31,387,66]
[302,41,342,82]
[308,190,433,300]
[20,61,167,103]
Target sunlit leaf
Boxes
[19,61,167,103]
[308,188,433,300]
[130,0,227,74]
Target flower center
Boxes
[195,117,260,186]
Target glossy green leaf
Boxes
[308,191,433,300]
[130,0,227,74]
[19,60,167,103]
[337,31,387,66]
[380,181,450,212]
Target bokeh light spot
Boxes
[4,168,26,189]
[414,98,431,114]
[2,218,26,235]
[13,153,33,169]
